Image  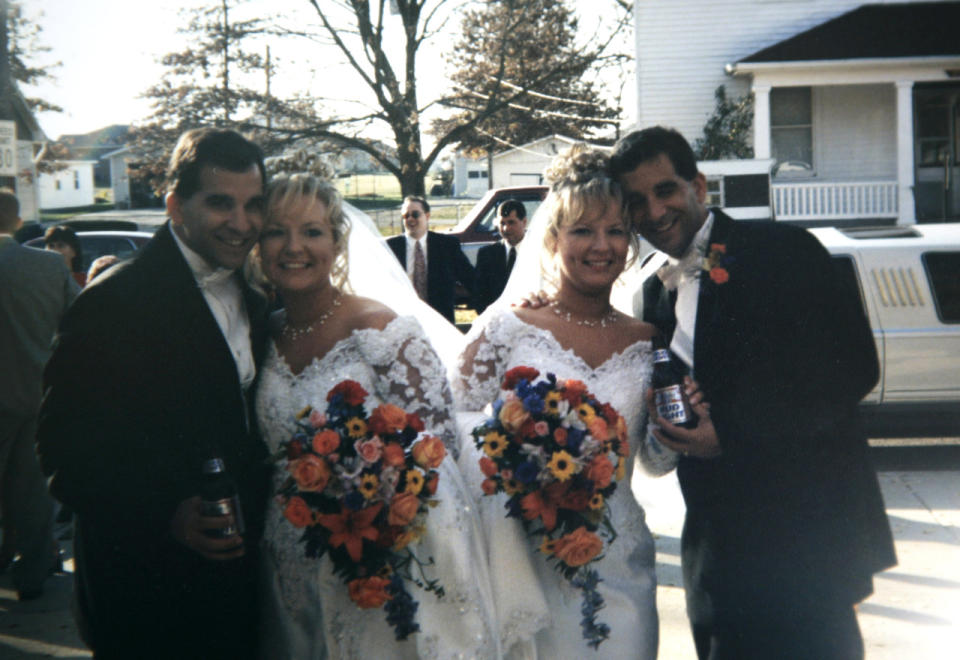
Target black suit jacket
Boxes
[641,210,895,621]
[473,241,515,314]
[37,223,270,658]
[387,231,475,323]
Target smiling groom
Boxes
[38,128,271,659]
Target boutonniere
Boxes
[702,243,732,284]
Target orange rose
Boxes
[406,413,425,432]
[599,403,620,426]
[559,488,591,512]
[387,491,421,526]
[709,267,729,284]
[327,380,369,406]
[552,527,604,567]
[348,576,392,609]
[561,379,588,405]
[288,454,331,492]
[411,435,446,469]
[283,496,313,528]
[481,478,498,495]
[498,399,530,434]
[586,454,615,489]
[312,429,340,455]
[587,417,608,442]
[424,472,439,496]
[553,427,568,446]
[478,456,498,477]
[382,442,406,467]
[369,403,408,434]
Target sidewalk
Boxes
[1,464,957,658]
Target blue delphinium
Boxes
[573,569,610,649]
[384,574,421,640]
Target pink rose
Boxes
[354,437,384,463]
[308,409,327,428]
[534,420,550,436]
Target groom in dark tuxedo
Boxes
[387,195,475,323]
[38,128,270,659]
[612,127,895,659]
[472,198,527,314]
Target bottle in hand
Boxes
[651,337,698,430]
[200,457,245,539]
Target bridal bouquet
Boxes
[274,379,446,641]
[471,366,628,649]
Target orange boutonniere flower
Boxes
[702,243,732,285]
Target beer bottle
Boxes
[200,457,245,539]
[651,337,697,429]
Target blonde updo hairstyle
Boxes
[540,144,639,283]
[261,173,352,290]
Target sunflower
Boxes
[345,417,368,438]
[589,493,605,510]
[546,450,578,481]
[543,391,563,416]
[615,456,627,482]
[483,431,508,458]
[403,468,425,495]
[359,473,380,500]
[539,537,556,555]
[576,403,596,424]
[503,477,524,496]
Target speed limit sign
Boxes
[0,120,17,176]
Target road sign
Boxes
[0,121,16,176]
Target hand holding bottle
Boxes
[646,376,720,459]
[170,496,246,560]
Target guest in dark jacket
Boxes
[473,198,527,314]
[43,225,86,287]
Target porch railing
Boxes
[772,180,898,221]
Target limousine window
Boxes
[830,255,868,318]
[473,195,545,235]
[923,252,960,323]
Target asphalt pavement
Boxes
[1,441,958,658]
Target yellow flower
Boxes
[359,474,380,500]
[483,431,508,458]
[346,417,368,438]
[546,450,578,481]
[295,405,313,420]
[543,391,563,416]
[393,524,425,551]
[404,468,425,495]
[539,537,556,555]
[615,456,626,482]
[589,493,604,510]
[503,478,523,496]
[577,403,596,424]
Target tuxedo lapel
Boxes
[693,210,735,378]
[641,273,677,342]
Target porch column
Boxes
[895,80,916,225]
[753,85,771,159]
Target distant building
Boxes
[38,160,96,209]
[103,146,133,208]
[490,135,580,189]
[634,0,960,224]
[453,152,489,197]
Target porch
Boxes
[772,179,898,222]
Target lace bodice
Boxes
[256,315,496,659]
[453,310,677,479]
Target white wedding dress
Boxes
[453,310,678,659]
[256,315,498,659]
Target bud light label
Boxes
[655,385,691,425]
[653,349,671,363]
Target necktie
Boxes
[506,246,516,275]
[413,240,427,300]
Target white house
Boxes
[634,0,960,225]
[38,160,97,210]
[103,146,133,208]
[490,135,581,189]
[453,152,489,197]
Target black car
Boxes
[25,231,154,273]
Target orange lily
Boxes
[520,481,569,531]
[315,503,383,562]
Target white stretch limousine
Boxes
[809,223,960,438]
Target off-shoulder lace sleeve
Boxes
[356,316,461,459]
[451,311,516,412]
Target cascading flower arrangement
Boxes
[274,379,446,641]
[471,366,629,649]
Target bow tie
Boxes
[657,251,703,291]
[198,269,236,289]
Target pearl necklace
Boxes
[282,293,342,341]
[549,300,618,328]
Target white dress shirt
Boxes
[172,227,256,390]
[403,234,428,281]
[664,212,714,372]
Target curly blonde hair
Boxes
[540,144,639,277]
[259,173,352,290]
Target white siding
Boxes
[814,84,896,180]
[491,137,578,188]
[15,141,40,222]
[634,0,922,144]
[39,162,96,210]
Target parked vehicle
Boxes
[25,231,154,274]
[444,185,548,265]
[809,223,960,438]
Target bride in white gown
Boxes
[453,145,681,659]
[253,174,497,659]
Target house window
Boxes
[74,170,80,190]
[705,177,723,207]
[915,91,958,166]
[467,170,488,179]
[771,86,813,173]
[55,180,62,190]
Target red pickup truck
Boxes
[443,185,548,265]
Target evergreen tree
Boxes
[694,85,754,160]
[4,0,61,113]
